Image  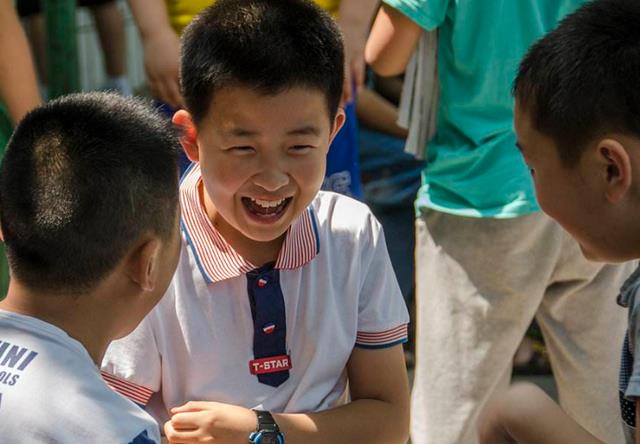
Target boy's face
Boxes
[514,101,629,262]
[182,86,344,247]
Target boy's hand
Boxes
[336,0,380,105]
[339,26,366,105]
[164,401,256,444]
[127,0,185,109]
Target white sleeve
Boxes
[101,311,161,407]
[355,213,410,349]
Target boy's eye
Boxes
[228,146,255,153]
[290,145,313,152]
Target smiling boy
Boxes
[101,1,410,443]
[184,86,336,266]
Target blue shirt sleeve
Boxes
[625,283,640,400]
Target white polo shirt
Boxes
[102,164,409,422]
[0,310,161,444]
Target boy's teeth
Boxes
[251,198,285,208]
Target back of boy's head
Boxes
[0,92,179,295]
[181,0,344,125]
[514,0,640,166]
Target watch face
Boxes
[260,433,280,444]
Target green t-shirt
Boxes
[0,103,12,150]
[384,0,586,218]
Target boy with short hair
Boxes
[478,0,640,442]
[101,1,411,443]
[0,92,181,443]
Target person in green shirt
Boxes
[366,1,634,443]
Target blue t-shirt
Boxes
[384,0,586,218]
[323,101,363,199]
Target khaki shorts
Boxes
[411,209,634,444]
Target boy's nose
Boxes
[253,168,290,192]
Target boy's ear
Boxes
[328,107,347,145]
[597,138,632,203]
[172,110,200,162]
[125,237,162,293]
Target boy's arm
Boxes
[275,344,410,443]
[164,344,410,444]
[356,87,408,138]
[101,313,163,409]
[127,0,184,108]
[365,3,423,77]
[0,0,41,124]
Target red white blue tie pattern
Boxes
[247,264,290,387]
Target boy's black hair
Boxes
[514,0,640,165]
[181,0,344,125]
[0,92,180,294]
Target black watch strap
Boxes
[249,410,284,444]
[255,410,280,433]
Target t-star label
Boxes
[249,355,292,375]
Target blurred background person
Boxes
[17,0,131,97]
[367,1,633,443]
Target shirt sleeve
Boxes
[383,0,450,31]
[101,312,162,407]
[355,213,410,349]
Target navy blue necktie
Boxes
[247,263,289,387]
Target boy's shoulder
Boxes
[311,190,381,237]
[0,311,161,443]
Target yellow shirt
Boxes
[166,0,340,34]
[166,0,214,34]
[313,0,340,16]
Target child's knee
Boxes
[478,382,547,444]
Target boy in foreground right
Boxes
[479,0,640,443]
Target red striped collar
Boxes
[180,164,320,284]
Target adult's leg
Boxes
[411,210,561,444]
[22,14,48,85]
[87,0,126,78]
[536,224,633,443]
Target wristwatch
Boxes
[248,410,285,444]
